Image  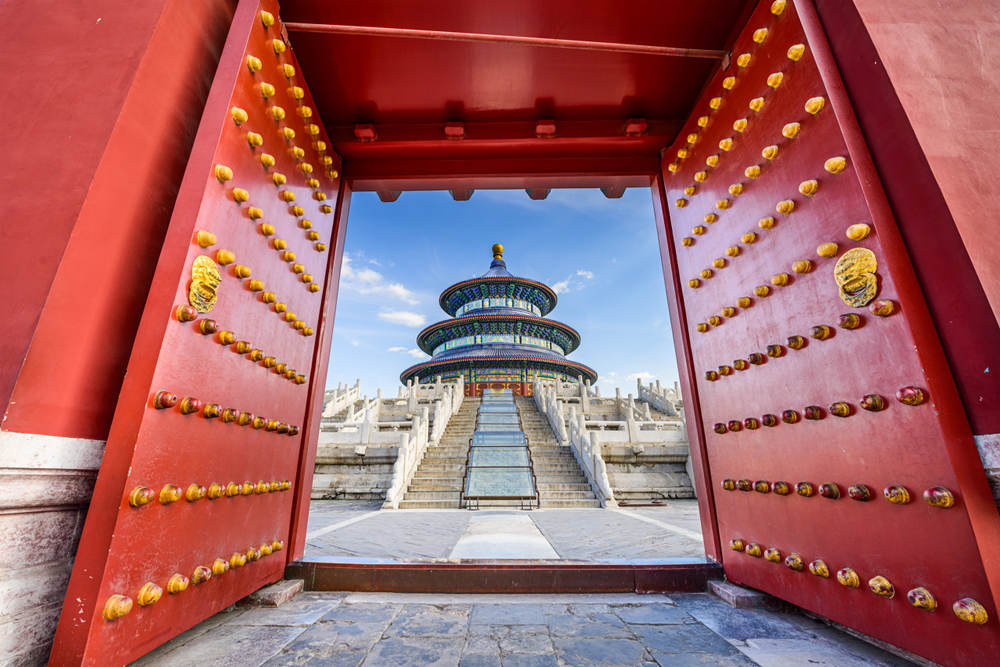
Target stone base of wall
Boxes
[0,432,104,666]
[311,444,398,500]
[601,443,695,501]
[975,433,1000,511]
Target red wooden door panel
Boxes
[49,1,342,663]
[660,1,1000,663]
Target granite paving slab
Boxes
[134,592,915,666]
[305,510,471,559]
[469,604,548,626]
[230,593,345,627]
[131,624,306,666]
[363,636,465,666]
[529,509,704,559]
[671,593,815,641]
[551,637,647,667]
[384,606,470,638]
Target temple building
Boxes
[400,244,597,396]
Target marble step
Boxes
[398,499,461,509]
[536,482,592,491]
[404,490,461,499]
[410,477,464,485]
[539,490,596,499]
[406,483,463,492]
[540,498,602,508]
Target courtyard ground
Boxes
[303,500,705,560]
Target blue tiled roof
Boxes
[404,248,597,385]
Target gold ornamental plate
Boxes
[833,248,878,307]
[188,255,221,313]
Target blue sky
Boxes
[325,188,679,397]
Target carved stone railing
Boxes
[321,379,362,418]
[381,407,428,509]
[637,378,680,417]
[533,380,616,507]
[382,376,464,509]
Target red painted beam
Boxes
[284,22,727,60]
[345,155,658,191]
[327,120,685,161]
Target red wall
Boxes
[814,0,1000,435]
[849,1,1000,323]
[0,0,236,439]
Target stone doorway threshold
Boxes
[286,557,721,594]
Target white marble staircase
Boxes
[398,394,600,509]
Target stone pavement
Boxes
[133,591,913,666]
[303,500,706,560]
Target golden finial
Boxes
[492,243,504,260]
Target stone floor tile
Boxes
[461,655,503,667]
[385,606,470,638]
[501,654,559,667]
[552,638,646,667]
[467,624,508,638]
[670,594,813,641]
[538,603,570,616]
[332,622,389,651]
[566,603,612,615]
[321,602,402,625]
[230,596,343,627]
[470,604,547,625]
[464,635,501,655]
[649,649,757,666]
[263,649,366,667]
[363,637,464,666]
[614,603,695,625]
[547,612,632,638]
[261,622,372,666]
[133,624,305,666]
[741,638,910,667]
[631,623,744,656]
[131,606,247,664]
[497,630,553,654]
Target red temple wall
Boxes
[849,1,1000,323]
[0,1,235,664]
[1,0,236,440]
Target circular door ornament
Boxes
[833,248,879,307]
[188,255,222,313]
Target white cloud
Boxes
[551,279,570,294]
[341,254,419,305]
[350,340,361,347]
[627,371,656,382]
[378,311,427,327]
[551,268,594,294]
[386,345,426,359]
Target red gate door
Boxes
[49,1,344,663]
[660,1,1000,663]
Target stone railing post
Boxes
[359,406,371,444]
[626,407,639,441]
